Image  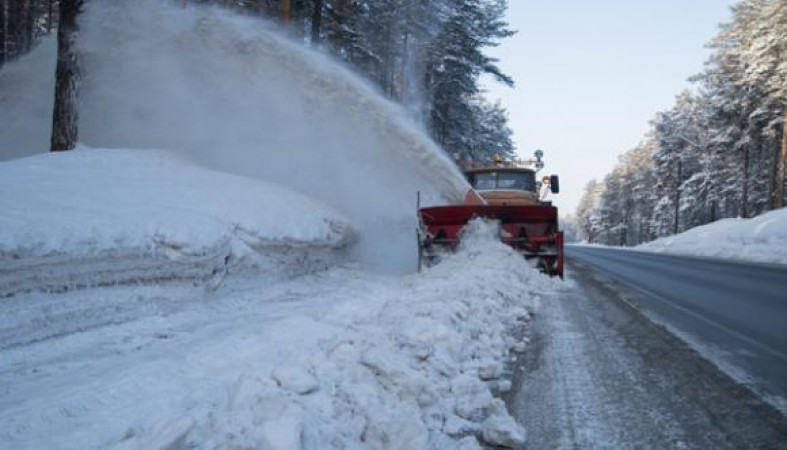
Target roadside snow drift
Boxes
[0,221,559,449]
[638,207,787,265]
[0,0,470,273]
[0,148,355,297]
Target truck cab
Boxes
[464,166,559,206]
[464,167,541,206]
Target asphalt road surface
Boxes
[567,245,787,406]
[506,247,787,449]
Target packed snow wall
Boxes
[0,0,469,273]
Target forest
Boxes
[0,0,516,162]
[575,0,787,246]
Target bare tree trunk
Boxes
[310,0,323,44]
[0,0,7,67]
[386,44,395,98]
[399,31,409,103]
[673,158,682,234]
[8,0,32,59]
[777,110,787,208]
[22,0,32,51]
[28,0,36,42]
[740,146,750,218]
[769,135,779,208]
[400,3,413,106]
[281,0,290,24]
[50,0,83,152]
[47,0,55,33]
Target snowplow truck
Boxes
[418,152,564,278]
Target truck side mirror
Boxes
[550,175,560,194]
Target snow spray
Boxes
[0,0,469,273]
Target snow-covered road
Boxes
[0,222,557,450]
[507,259,787,449]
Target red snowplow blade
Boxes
[419,205,564,278]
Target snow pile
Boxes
[0,148,356,296]
[638,208,787,265]
[194,221,547,449]
[0,0,470,273]
[0,220,557,449]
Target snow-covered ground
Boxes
[637,208,787,265]
[0,217,557,449]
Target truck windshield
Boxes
[467,172,536,191]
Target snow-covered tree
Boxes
[469,97,516,161]
[424,0,514,161]
[575,179,605,242]
[650,91,710,233]
[743,0,787,206]
[560,214,580,243]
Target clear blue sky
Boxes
[482,0,737,214]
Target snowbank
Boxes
[0,220,559,449]
[637,208,787,265]
[0,148,356,296]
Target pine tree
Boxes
[744,0,787,206]
[310,0,324,44]
[470,97,515,161]
[425,0,513,159]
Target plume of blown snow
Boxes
[0,0,469,273]
[0,38,56,160]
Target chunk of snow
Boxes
[111,418,195,450]
[511,341,528,353]
[271,365,319,395]
[482,413,527,448]
[361,410,429,450]
[443,414,481,437]
[360,347,436,408]
[451,374,498,421]
[495,379,513,394]
[260,406,305,450]
[477,361,504,380]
